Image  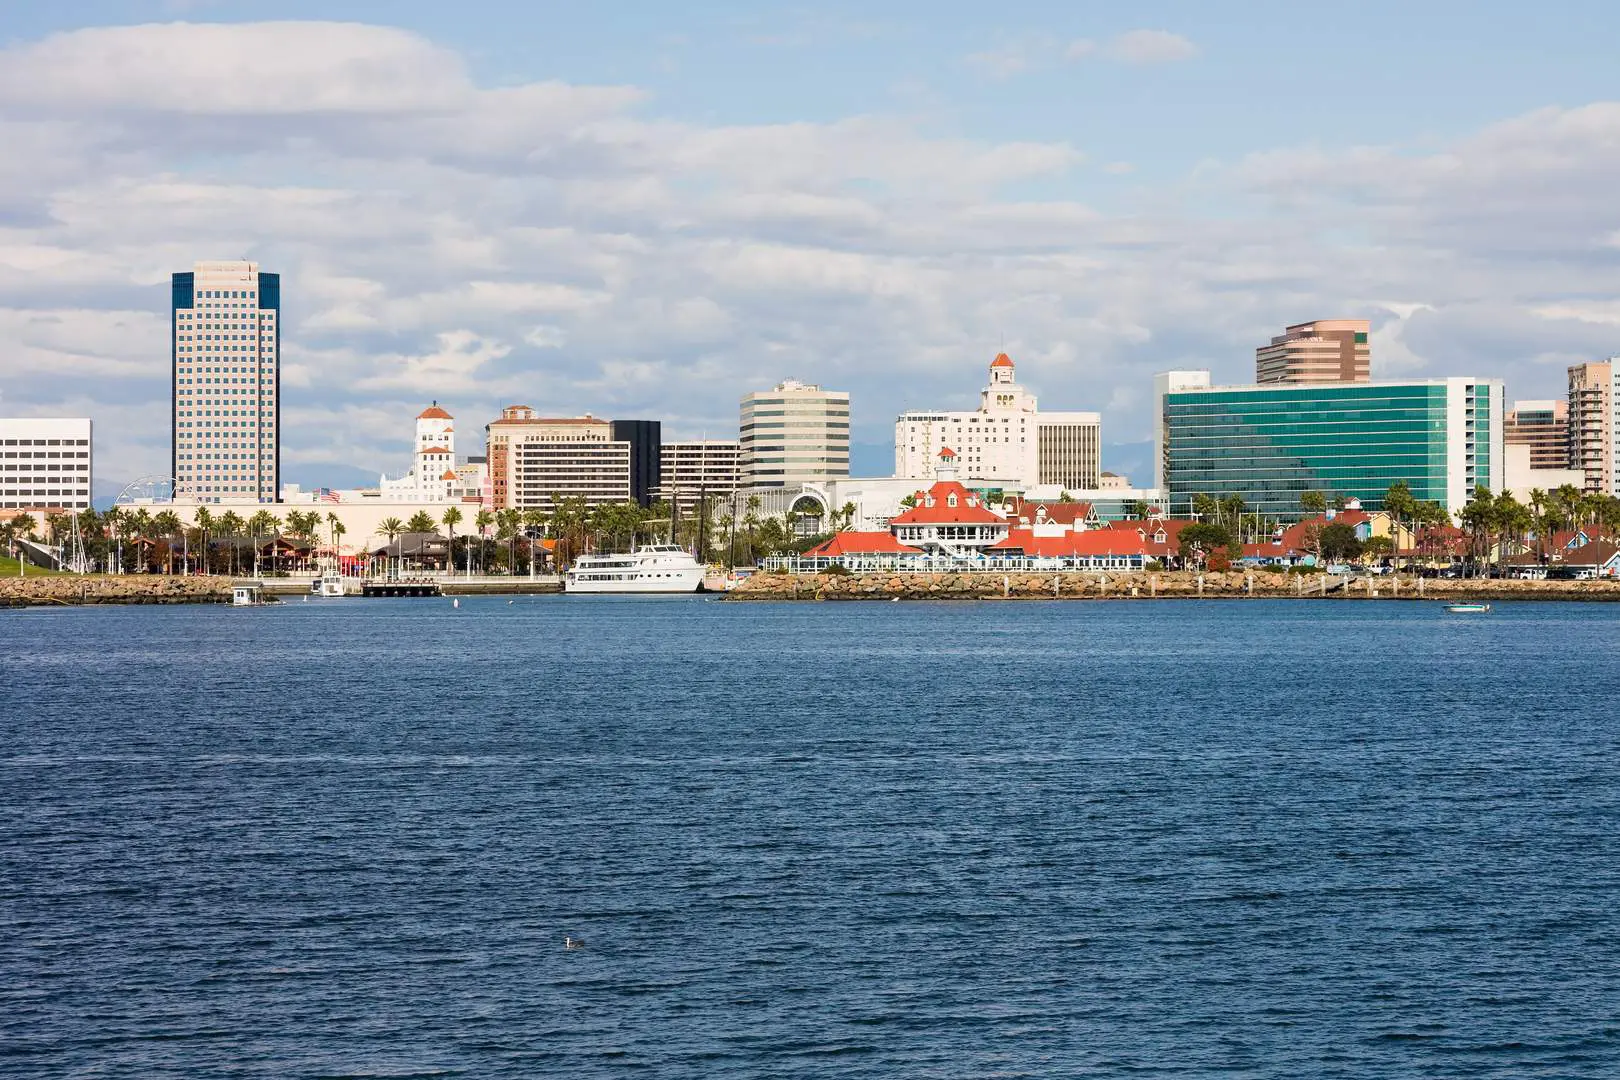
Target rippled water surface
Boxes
[3,597,1619,1078]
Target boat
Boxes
[1445,602,1491,613]
[310,570,346,598]
[565,544,705,593]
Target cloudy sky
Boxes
[5,0,1620,494]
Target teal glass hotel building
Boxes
[1154,372,1504,518]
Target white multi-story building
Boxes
[658,440,740,513]
[171,260,280,503]
[0,417,92,511]
[378,402,483,503]
[739,380,850,489]
[895,353,1101,489]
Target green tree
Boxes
[152,510,183,574]
[405,510,437,535]
[1457,486,1497,574]
[194,507,215,575]
[1300,490,1327,516]
[1177,522,1238,571]
[441,506,463,575]
[1122,499,1149,521]
[1318,522,1363,562]
[496,508,522,573]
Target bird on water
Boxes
[564,936,583,950]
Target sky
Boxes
[4,0,1620,494]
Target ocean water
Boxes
[2,597,1618,1078]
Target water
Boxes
[3,597,1618,1078]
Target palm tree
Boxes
[441,507,463,576]
[475,509,495,574]
[245,511,279,575]
[497,508,521,573]
[326,511,342,566]
[152,510,182,574]
[194,507,215,575]
[102,507,126,574]
[217,510,245,575]
[521,508,546,573]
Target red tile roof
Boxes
[990,352,1014,368]
[803,531,923,557]
[889,481,1003,525]
[1009,501,1095,528]
[991,529,1164,559]
[419,445,451,455]
[418,405,453,420]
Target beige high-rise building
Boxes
[484,407,628,509]
[1504,400,1570,473]
[1567,360,1619,495]
[1255,319,1370,384]
[658,440,740,513]
[739,380,850,489]
[171,260,281,503]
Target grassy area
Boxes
[0,555,73,576]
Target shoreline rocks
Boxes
[722,570,1620,603]
[0,575,232,607]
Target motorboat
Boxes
[1444,602,1491,613]
[565,544,704,593]
[310,570,346,598]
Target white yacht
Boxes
[565,545,705,594]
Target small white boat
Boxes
[310,570,345,598]
[565,544,704,593]
[1445,603,1491,613]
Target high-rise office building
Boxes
[0,417,92,511]
[739,380,850,489]
[1567,360,1619,495]
[1504,400,1570,473]
[895,353,1101,489]
[1156,371,1503,517]
[609,420,662,508]
[171,260,280,503]
[1255,319,1370,384]
[658,440,741,514]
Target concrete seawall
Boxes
[722,570,1620,603]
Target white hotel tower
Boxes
[171,260,280,503]
[895,353,1102,490]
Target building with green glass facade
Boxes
[1154,371,1503,518]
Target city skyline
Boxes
[5,4,1620,495]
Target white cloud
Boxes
[1108,29,1199,65]
[0,18,1615,490]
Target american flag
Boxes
[317,488,340,504]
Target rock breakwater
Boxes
[723,570,1620,602]
[0,576,231,607]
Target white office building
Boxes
[171,260,281,503]
[895,353,1101,489]
[0,417,93,510]
[739,380,850,489]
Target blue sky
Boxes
[3,1,1620,490]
